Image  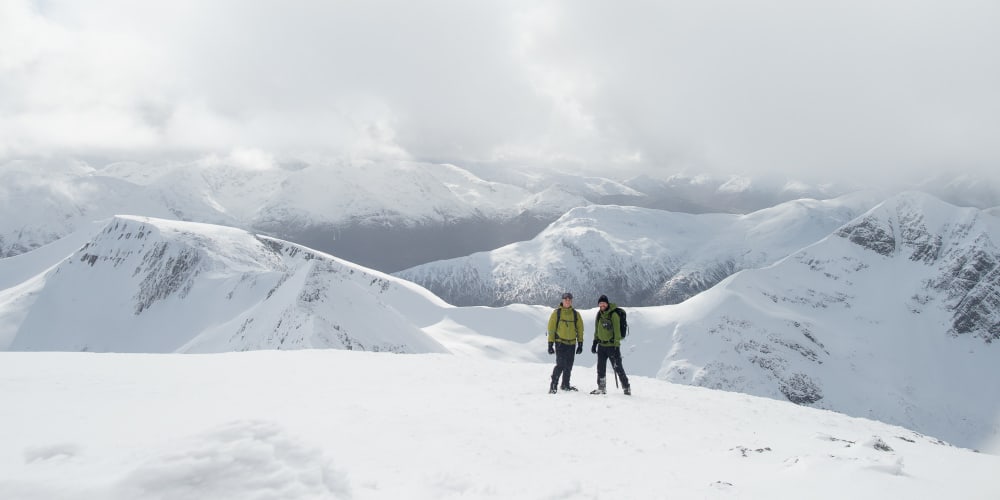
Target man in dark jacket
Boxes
[590,294,631,395]
[547,292,584,393]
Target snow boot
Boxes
[590,377,607,395]
[560,374,577,391]
[623,385,631,396]
[549,379,558,394]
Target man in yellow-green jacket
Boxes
[547,292,585,393]
[590,294,631,396]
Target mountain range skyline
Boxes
[0,158,855,269]
[5,158,1000,273]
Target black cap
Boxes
[561,292,573,300]
[598,295,609,304]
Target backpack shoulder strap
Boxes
[557,307,579,324]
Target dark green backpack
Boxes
[612,308,628,338]
[595,307,629,340]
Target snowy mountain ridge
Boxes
[4,215,451,353]
[645,191,1000,452]
[395,192,882,306]
[838,193,1000,341]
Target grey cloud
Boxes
[1,0,998,186]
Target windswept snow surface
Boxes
[1,350,999,500]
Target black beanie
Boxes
[598,295,609,304]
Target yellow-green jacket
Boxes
[548,306,584,345]
[594,303,623,347]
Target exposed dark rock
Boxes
[837,215,895,256]
[930,244,1000,342]
[731,446,772,457]
[897,211,943,263]
[871,437,894,452]
[779,373,823,404]
[134,244,202,314]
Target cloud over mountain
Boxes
[3,0,998,183]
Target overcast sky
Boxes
[1,0,998,184]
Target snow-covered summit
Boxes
[3,349,999,498]
[0,350,1000,500]
[4,215,451,353]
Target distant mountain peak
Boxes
[397,194,879,307]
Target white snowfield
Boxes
[1,350,999,500]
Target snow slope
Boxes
[395,193,881,306]
[1,350,998,499]
[645,192,1000,452]
[0,215,556,361]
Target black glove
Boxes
[576,342,583,354]
[591,340,598,354]
[547,342,554,355]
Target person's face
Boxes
[562,297,573,307]
[599,302,608,311]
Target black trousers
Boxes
[596,345,629,387]
[551,342,577,387]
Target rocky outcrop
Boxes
[837,195,1000,343]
